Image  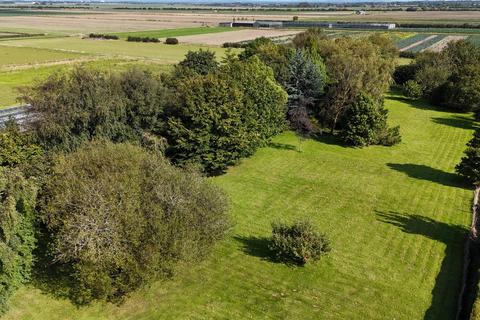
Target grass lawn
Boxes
[112,27,233,39]
[0,37,236,63]
[0,45,85,67]
[3,92,474,319]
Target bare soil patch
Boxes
[175,29,302,45]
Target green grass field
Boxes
[112,27,232,39]
[2,92,473,319]
[0,45,85,67]
[0,37,235,63]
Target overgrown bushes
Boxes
[39,141,230,304]
[21,67,168,152]
[269,220,331,266]
[0,168,37,315]
[127,36,160,43]
[88,33,118,40]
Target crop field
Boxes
[112,26,232,39]
[2,92,473,320]
[394,33,469,52]
[469,35,480,47]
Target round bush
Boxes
[269,220,331,266]
[165,38,179,45]
[402,80,423,99]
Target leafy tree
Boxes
[39,141,229,304]
[341,94,400,147]
[238,38,294,86]
[317,37,396,132]
[166,56,287,174]
[393,63,417,86]
[412,40,480,112]
[178,49,218,75]
[414,51,452,98]
[0,168,37,315]
[402,80,423,99]
[21,67,168,152]
[292,28,327,51]
[456,129,480,185]
[437,63,480,112]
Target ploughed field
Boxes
[3,92,473,319]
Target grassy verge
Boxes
[3,92,474,319]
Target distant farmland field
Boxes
[113,27,232,39]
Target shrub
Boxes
[456,129,480,185]
[39,141,230,304]
[269,220,331,266]
[402,80,423,99]
[0,168,37,315]
[341,94,401,147]
[127,36,159,43]
[165,37,179,45]
[88,33,118,40]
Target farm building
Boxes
[219,20,396,30]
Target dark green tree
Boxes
[341,94,401,147]
[456,129,480,185]
[178,49,219,75]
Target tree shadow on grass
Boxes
[234,236,286,264]
[267,142,300,152]
[376,211,467,320]
[432,116,478,131]
[311,133,348,148]
[387,95,443,112]
[386,163,468,189]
